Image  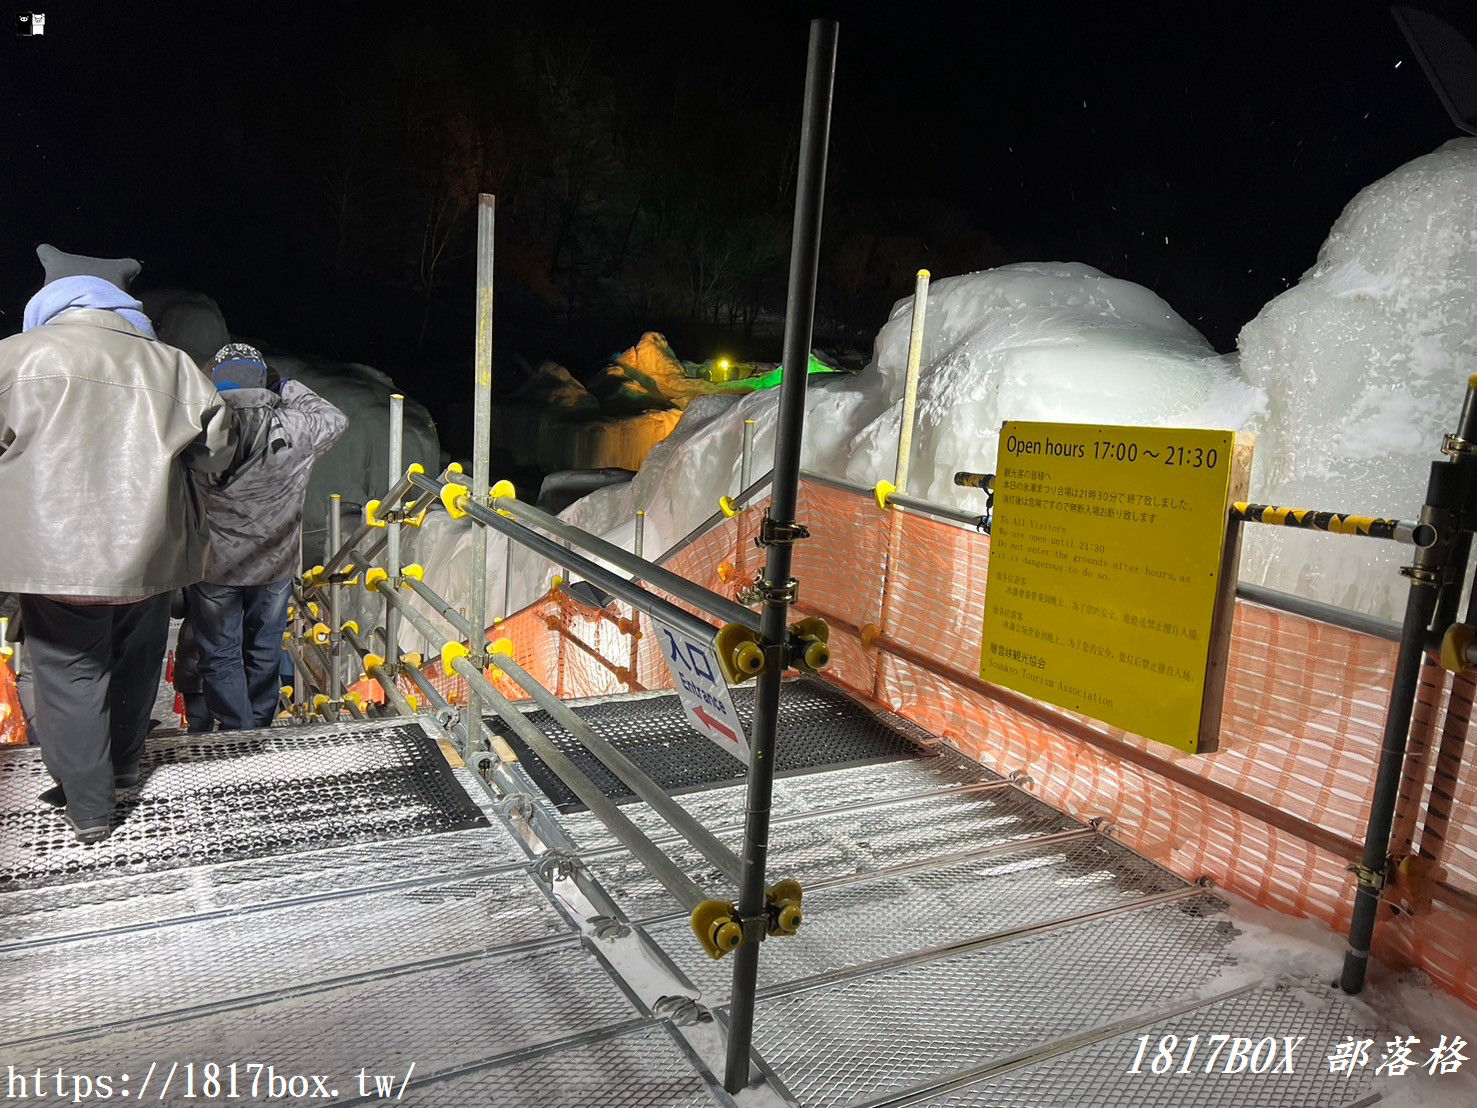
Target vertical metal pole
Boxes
[466,193,496,754]
[500,538,512,622]
[1340,377,1477,993]
[894,268,930,494]
[724,18,838,1094]
[634,509,646,560]
[294,528,305,709]
[741,419,757,491]
[328,493,343,701]
[385,394,405,675]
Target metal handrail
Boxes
[491,490,759,630]
[495,654,743,884]
[408,471,727,646]
[442,650,713,914]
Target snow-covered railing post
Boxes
[724,16,839,1095]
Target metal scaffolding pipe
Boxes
[410,473,727,645]
[1232,502,1438,547]
[726,17,838,1092]
[495,654,742,884]
[885,487,987,530]
[322,471,416,575]
[1235,582,1402,642]
[484,489,759,631]
[385,394,405,679]
[741,419,757,491]
[468,194,496,757]
[445,652,709,912]
[403,575,474,640]
[377,584,456,665]
[294,529,305,706]
[894,269,930,495]
[1341,377,1477,993]
[328,494,343,699]
[341,623,418,717]
[655,471,775,567]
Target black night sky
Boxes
[0,1,1463,451]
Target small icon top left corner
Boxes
[17,12,46,36]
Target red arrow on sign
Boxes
[694,706,738,745]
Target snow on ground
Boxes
[1216,892,1477,1107]
[1238,137,1477,620]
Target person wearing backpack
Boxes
[187,344,347,731]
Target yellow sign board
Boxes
[979,421,1248,753]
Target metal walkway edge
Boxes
[0,687,1410,1106]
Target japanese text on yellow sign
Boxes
[979,422,1237,753]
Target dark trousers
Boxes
[186,580,292,731]
[19,593,171,822]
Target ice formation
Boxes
[1238,138,1477,620]
[397,262,1267,645]
[410,141,1477,635]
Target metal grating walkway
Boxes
[490,679,935,812]
[0,687,1427,1106]
[0,723,486,889]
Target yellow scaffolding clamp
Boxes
[340,620,360,637]
[716,623,766,684]
[364,500,387,529]
[310,622,332,646]
[363,567,389,593]
[766,879,805,936]
[691,899,744,960]
[790,617,831,673]
[440,482,471,520]
[873,479,897,510]
[1441,623,1477,675]
[301,565,328,589]
[403,463,427,521]
[401,564,425,583]
[489,478,517,517]
[719,495,740,519]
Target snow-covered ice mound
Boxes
[1239,138,1477,620]
[833,262,1265,507]
[399,263,1266,638]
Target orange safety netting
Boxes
[355,477,1477,1007]
[1,657,25,745]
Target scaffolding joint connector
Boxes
[1348,861,1386,892]
[1441,432,1477,459]
[755,509,810,548]
[765,878,804,937]
[1399,564,1441,585]
[534,849,581,884]
[691,899,745,960]
[737,572,799,607]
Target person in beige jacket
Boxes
[0,246,237,842]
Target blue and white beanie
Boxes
[206,343,269,390]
